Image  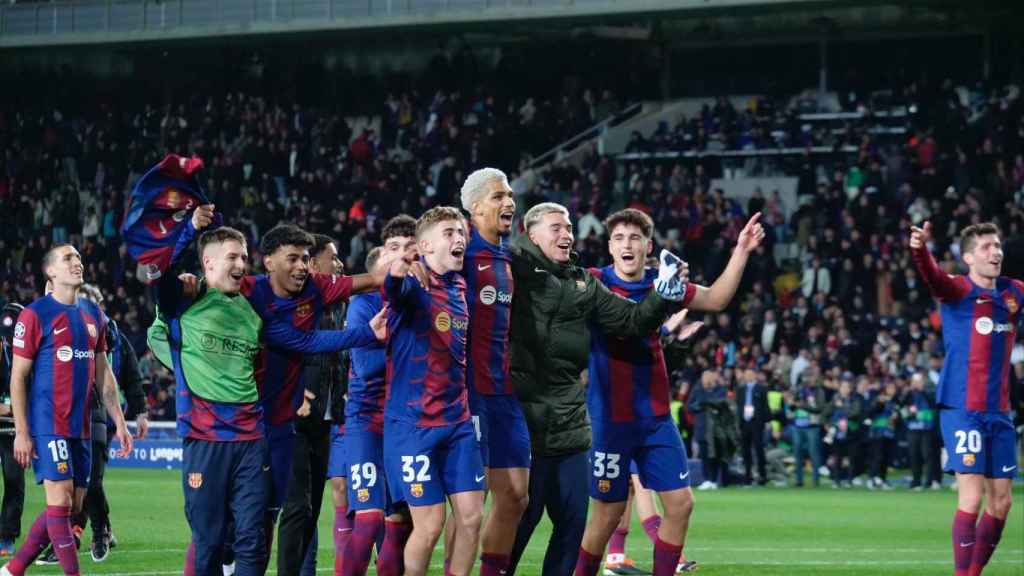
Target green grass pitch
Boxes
[9,468,1023,575]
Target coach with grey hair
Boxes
[507,202,684,576]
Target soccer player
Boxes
[382,207,485,576]
[451,168,525,576]
[603,475,699,575]
[333,215,417,576]
[576,208,764,576]
[1,244,133,576]
[149,208,384,576]
[241,223,384,570]
[910,221,1021,576]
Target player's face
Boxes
[420,219,466,275]
[472,179,516,237]
[608,223,651,279]
[265,244,311,295]
[384,235,418,264]
[963,233,1002,280]
[46,246,84,288]
[204,240,248,294]
[529,211,574,264]
[311,242,343,275]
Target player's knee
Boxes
[417,520,445,545]
[495,485,529,517]
[456,506,484,535]
[989,491,1012,518]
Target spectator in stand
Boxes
[787,370,825,487]
[823,373,862,488]
[867,380,901,490]
[688,370,730,491]
[901,372,939,491]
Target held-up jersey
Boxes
[587,267,695,424]
[242,273,353,427]
[463,225,513,396]
[13,295,107,439]
[345,292,387,433]
[912,247,1023,412]
[384,272,469,427]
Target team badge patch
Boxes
[575,280,587,292]
[1004,294,1018,315]
[295,302,313,318]
[434,311,452,333]
[357,488,370,503]
[598,479,611,493]
[56,462,68,474]
[188,472,203,489]
[410,483,424,498]
[87,323,98,339]
[962,454,976,467]
[13,322,25,339]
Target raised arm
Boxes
[688,212,765,312]
[263,320,379,354]
[590,277,672,338]
[346,297,386,380]
[909,221,971,302]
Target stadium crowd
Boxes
[0,71,1022,493]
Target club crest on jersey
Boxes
[87,324,97,339]
[962,454,976,467]
[188,472,203,489]
[295,302,313,318]
[1005,294,1018,315]
[358,488,370,503]
[163,188,181,209]
[597,479,611,493]
[56,462,68,474]
[410,483,424,498]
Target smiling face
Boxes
[472,178,517,238]
[529,211,574,264]
[419,218,467,275]
[44,245,84,289]
[265,244,311,296]
[962,233,1002,281]
[204,240,249,294]
[608,222,651,280]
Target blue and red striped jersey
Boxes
[384,271,469,427]
[913,248,1023,412]
[587,266,695,424]
[345,291,386,433]
[12,295,107,439]
[242,272,354,427]
[462,225,513,396]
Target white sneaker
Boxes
[851,476,865,487]
[696,480,717,491]
[930,481,942,491]
[223,562,236,576]
[1,564,13,576]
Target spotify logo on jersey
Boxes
[479,285,511,306]
[975,316,1013,335]
[56,346,74,362]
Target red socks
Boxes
[377,519,412,576]
[653,537,682,576]
[333,506,353,576]
[641,515,662,544]
[6,512,51,576]
[46,506,80,576]
[479,552,511,576]
[953,509,978,576]
[341,510,383,576]
[574,547,602,576]
[968,512,1006,576]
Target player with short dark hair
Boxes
[1,244,133,576]
[575,208,763,576]
[333,215,418,576]
[911,221,1021,576]
[382,207,485,576]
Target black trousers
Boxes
[870,437,894,480]
[908,429,936,487]
[831,438,851,483]
[739,420,767,484]
[83,434,110,537]
[0,434,25,540]
[276,417,331,576]
[509,450,589,576]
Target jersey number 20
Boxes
[954,430,982,454]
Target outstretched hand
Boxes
[909,221,932,250]
[191,204,216,231]
[370,305,388,341]
[736,212,766,253]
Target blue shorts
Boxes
[340,417,394,512]
[383,418,485,507]
[266,422,296,511]
[478,395,531,470]
[589,416,691,502]
[469,391,489,467]
[32,435,91,487]
[940,409,1018,478]
[327,428,347,479]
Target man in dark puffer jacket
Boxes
[507,202,684,576]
